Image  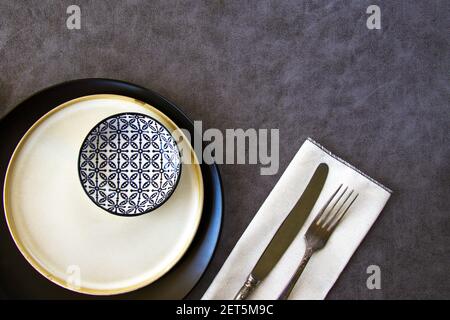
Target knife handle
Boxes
[234,274,260,300]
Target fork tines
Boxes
[315,184,359,231]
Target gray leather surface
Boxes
[0,1,448,299]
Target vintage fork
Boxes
[277,184,359,300]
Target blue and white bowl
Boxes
[78,112,182,216]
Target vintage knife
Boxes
[234,163,329,300]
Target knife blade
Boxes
[234,163,328,299]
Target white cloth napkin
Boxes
[203,138,392,300]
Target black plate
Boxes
[0,78,223,299]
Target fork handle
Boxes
[278,247,314,300]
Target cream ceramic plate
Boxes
[3,95,203,295]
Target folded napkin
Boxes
[203,138,392,300]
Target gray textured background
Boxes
[0,0,449,299]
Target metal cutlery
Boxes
[277,184,359,300]
[234,163,329,300]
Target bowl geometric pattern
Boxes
[78,113,181,216]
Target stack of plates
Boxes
[0,79,223,299]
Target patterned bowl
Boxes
[78,112,182,216]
